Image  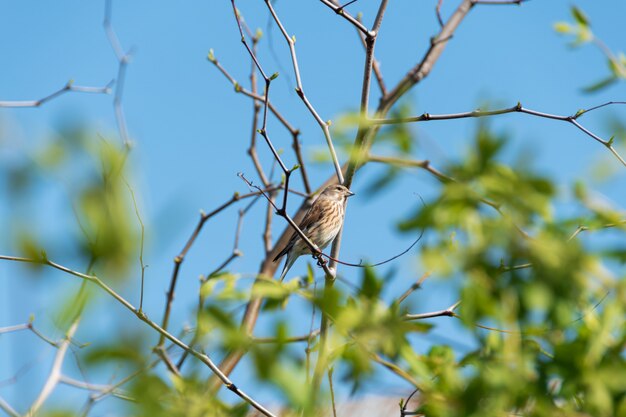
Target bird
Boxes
[273,184,355,281]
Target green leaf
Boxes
[553,22,572,34]
[571,6,590,27]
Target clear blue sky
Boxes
[1,0,625,413]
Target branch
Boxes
[26,318,80,417]
[0,80,112,108]
[371,101,626,167]
[0,321,59,348]
[319,0,370,36]
[157,186,282,347]
[368,154,454,183]
[403,301,461,321]
[58,375,132,401]
[104,0,133,147]
[0,398,19,417]
[0,255,277,417]
[395,272,431,305]
[264,0,345,184]
[252,329,320,344]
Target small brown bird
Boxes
[273,184,355,281]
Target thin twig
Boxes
[396,273,431,305]
[59,376,132,401]
[264,0,345,184]
[26,319,81,417]
[370,352,421,388]
[124,179,147,312]
[157,186,281,347]
[0,321,59,347]
[0,398,19,417]
[403,301,461,321]
[253,329,320,344]
[319,0,370,36]
[328,367,338,417]
[372,102,626,167]
[103,0,133,147]
[0,80,112,107]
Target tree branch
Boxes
[0,255,277,417]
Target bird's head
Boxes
[320,184,355,201]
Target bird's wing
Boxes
[272,201,323,262]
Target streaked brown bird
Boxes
[273,184,354,281]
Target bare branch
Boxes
[0,80,112,108]
[26,319,80,417]
[0,397,19,417]
[403,301,461,321]
[264,0,345,184]
[328,367,338,417]
[372,102,626,167]
[319,0,370,36]
[0,321,59,348]
[157,186,282,347]
[252,329,320,344]
[103,0,133,146]
[395,273,431,305]
[59,376,131,401]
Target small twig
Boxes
[400,388,423,417]
[370,352,420,388]
[155,346,181,377]
[306,280,318,384]
[59,376,132,401]
[471,0,527,4]
[123,179,147,312]
[372,102,626,167]
[567,220,626,241]
[103,0,133,147]
[354,11,387,96]
[320,228,423,269]
[368,154,454,183]
[436,0,445,27]
[396,273,431,305]
[0,321,59,348]
[208,52,299,137]
[403,300,461,321]
[265,0,345,184]
[252,329,320,344]
[26,319,81,417]
[248,26,271,188]
[0,80,112,108]
[157,186,281,347]
[328,367,338,417]
[205,195,260,279]
[0,398,19,417]
[319,0,370,36]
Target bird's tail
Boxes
[278,252,297,282]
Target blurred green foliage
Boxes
[2,124,139,279]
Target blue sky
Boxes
[1,0,625,412]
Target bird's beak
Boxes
[347,190,355,197]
